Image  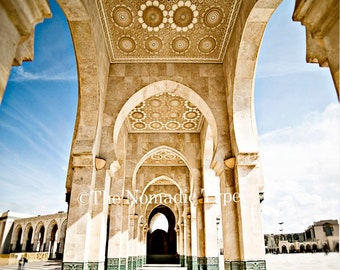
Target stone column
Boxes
[190,206,198,270]
[63,155,111,270]
[219,168,240,269]
[178,218,185,267]
[62,161,94,269]
[107,161,124,270]
[107,203,122,270]
[234,153,266,269]
[196,198,206,270]
[87,170,110,270]
[203,197,219,270]
[127,212,138,270]
[119,199,130,270]
[142,226,148,265]
[136,221,145,268]
[184,210,192,270]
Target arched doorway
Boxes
[300,245,305,253]
[147,205,178,264]
[14,226,22,252]
[49,224,58,259]
[25,227,33,252]
[36,225,45,252]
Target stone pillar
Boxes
[196,198,206,270]
[88,170,110,269]
[219,169,240,269]
[185,210,192,270]
[107,203,122,270]
[62,163,94,269]
[203,197,219,270]
[119,199,130,270]
[136,221,145,268]
[179,219,185,267]
[190,206,198,270]
[63,155,111,270]
[107,161,124,270]
[233,153,266,269]
[127,212,138,270]
[0,0,51,103]
[142,226,148,265]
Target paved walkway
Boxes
[0,261,61,270]
[138,265,186,270]
[266,252,339,270]
[0,253,338,269]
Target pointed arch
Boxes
[23,223,33,252]
[141,175,182,197]
[12,225,23,252]
[231,0,282,155]
[146,205,178,264]
[46,219,58,242]
[132,145,191,190]
[57,0,110,192]
[34,221,45,252]
[113,80,218,156]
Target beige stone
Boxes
[0,0,337,269]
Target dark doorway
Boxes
[15,228,22,252]
[147,205,178,264]
[49,224,58,259]
[37,226,45,251]
[26,227,33,251]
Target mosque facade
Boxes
[265,219,339,254]
[0,0,338,269]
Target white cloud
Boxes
[10,66,77,82]
[256,62,321,79]
[260,103,340,233]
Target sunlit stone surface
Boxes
[266,253,339,270]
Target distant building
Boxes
[265,219,339,254]
[0,211,67,259]
[0,0,338,268]
[0,211,32,254]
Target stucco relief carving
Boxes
[126,92,204,133]
[97,0,240,62]
[142,148,185,166]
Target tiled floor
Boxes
[0,260,61,270]
[0,253,338,269]
[265,252,339,270]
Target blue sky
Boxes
[0,0,77,214]
[0,0,339,234]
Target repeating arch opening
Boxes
[147,205,178,264]
[231,0,282,155]
[113,80,218,156]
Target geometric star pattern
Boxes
[97,0,240,63]
[126,93,204,133]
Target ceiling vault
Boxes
[96,0,241,63]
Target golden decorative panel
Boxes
[97,0,240,62]
[143,149,185,166]
[126,92,204,133]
